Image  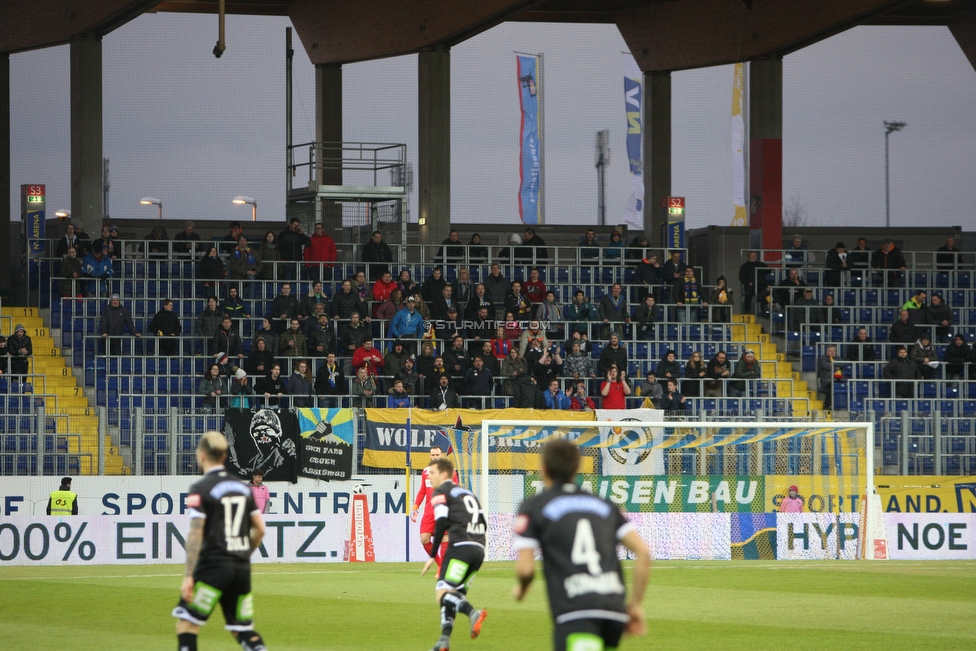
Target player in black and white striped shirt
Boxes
[513,440,650,651]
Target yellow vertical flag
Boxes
[731,63,747,227]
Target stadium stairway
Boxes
[2,307,126,475]
[731,313,824,416]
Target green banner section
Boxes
[524,474,765,513]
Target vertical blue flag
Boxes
[623,56,644,230]
[517,54,541,225]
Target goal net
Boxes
[444,420,877,562]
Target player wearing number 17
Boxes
[172,431,269,651]
[420,457,489,651]
[513,440,651,651]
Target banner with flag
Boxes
[223,408,299,483]
[296,408,355,480]
[362,408,594,471]
[517,54,542,225]
[596,408,665,475]
[623,55,644,230]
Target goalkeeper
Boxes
[411,445,459,569]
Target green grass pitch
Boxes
[2,561,975,650]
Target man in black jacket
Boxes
[442,335,470,382]
[516,228,547,265]
[461,356,494,397]
[148,299,183,356]
[824,242,848,288]
[307,314,336,358]
[816,345,839,409]
[888,309,917,349]
[872,239,907,286]
[484,264,509,320]
[883,346,922,398]
[331,279,368,321]
[211,316,244,361]
[278,218,311,279]
[361,230,394,280]
[633,255,663,303]
[661,251,688,285]
[773,268,807,309]
[512,373,546,409]
[429,374,460,409]
[598,334,627,377]
[99,295,141,356]
[8,324,33,376]
[738,251,769,315]
[271,283,300,333]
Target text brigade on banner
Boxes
[517,53,542,225]
[362,408,594,470]
[224,408,299,483]
[297,408,355,480]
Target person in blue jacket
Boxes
[82,246,115,296]
[390,295,425,349]
[543,379,572,409]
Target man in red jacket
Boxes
[372,270,398,303]
[523,267,547,317]
[351,337,385,377]
[304,222,338,281]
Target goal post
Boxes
[464,419,878,561]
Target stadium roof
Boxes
[3,1,975,71]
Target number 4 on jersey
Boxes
[571,519,602,576]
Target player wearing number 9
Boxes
[420,457,489,651]
[171,431,269,651]
[512,440,651,651]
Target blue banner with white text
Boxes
[517,54,541,225]
[623,55,644,230]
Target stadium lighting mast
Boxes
[140,197,162,219]
[884,120,906,228]
[233,196,257,221]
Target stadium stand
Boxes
[12,233,975,476]
[1,306,125,476]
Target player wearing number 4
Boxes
[513,440,651,651]
[420,457,489,651]
[411,445,459,570]
[172,431,269,651]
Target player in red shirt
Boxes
[411,445,459,569]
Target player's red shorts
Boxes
[420,509,436,535]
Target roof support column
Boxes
[749,57,783,259]
[70,33,103,239]
[315,62,343,233]
[948,12,976,73]
[418,45,450,246]
[0,52,10,299]
[643,71,671,246]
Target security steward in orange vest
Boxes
[47,477,78,516]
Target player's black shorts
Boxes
[436,543,484,592]
[172,560,255,631]
[553,617,627,651]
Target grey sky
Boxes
[8,14,976,233]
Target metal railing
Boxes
[287,141,407,191]
[744,248,975,271]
